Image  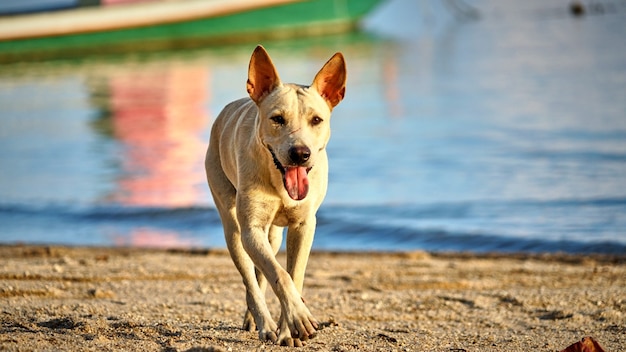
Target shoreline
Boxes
[1,245,624,351]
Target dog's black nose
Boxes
[289,145,311,165]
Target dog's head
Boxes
[246,45,346,201]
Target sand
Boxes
[0,245,623,351]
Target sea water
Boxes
[1,0,625,253]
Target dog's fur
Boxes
[205,45,346,347]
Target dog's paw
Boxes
[276,308,318,347]
[252,317,278,343]
[278,336,306,347]
[276,323,316,347]
[259,329,278,344]
[242,309,278,342]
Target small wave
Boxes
[0,202,220,222]
[315,217,626,254]
[0,202,225,248]
[316,198,626,254]
[1,200,625,254]
[525,150,626,163]
[507,197,626,208]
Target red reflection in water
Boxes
[102,63,210,248]
[383,53,404,119]
[108,64,209,208]
[112,228,200,248]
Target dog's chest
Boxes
[272,203,311,227]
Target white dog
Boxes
[205,45,346,347]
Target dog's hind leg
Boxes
[243,225,283,331]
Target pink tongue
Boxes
[284,167,309,200]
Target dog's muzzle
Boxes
[268,146,312,201]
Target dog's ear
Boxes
[247,45,281,103]
[312,52,347,109]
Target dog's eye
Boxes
[270,115,285,125]
[311,116,323,126]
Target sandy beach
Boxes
[0,245,623,351]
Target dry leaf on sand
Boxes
[560,336,606,352]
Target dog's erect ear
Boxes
[312,52,347,109]
[247,45,281,103]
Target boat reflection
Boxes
[111,227,201,248]
[90,61,210,247]
[101,63,209,207]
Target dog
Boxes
[205,45,346,347]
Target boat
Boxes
[0,0,384,63]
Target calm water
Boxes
[1,0,626,253]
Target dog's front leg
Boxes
[286,217,316,293]
[274,216,318,346]
[238,203,318,346]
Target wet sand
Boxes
[0,245,623,351]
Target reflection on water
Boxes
[1,0,625,252]
[91,63,210,207]
[111,228,201,248]
[86,63,211,246]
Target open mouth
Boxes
[268,147,311,201]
